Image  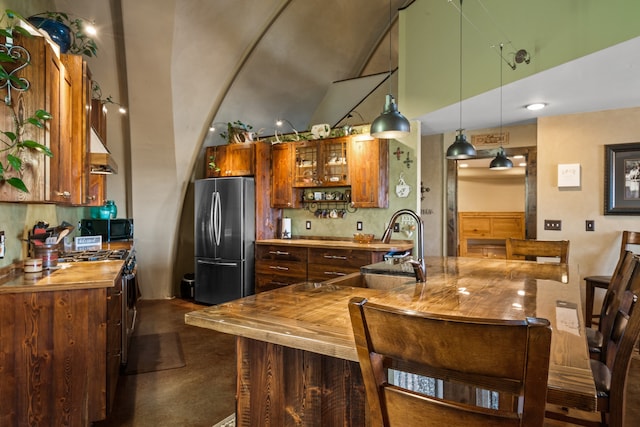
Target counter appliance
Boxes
[194,177,255,305]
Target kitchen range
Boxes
[60,247,139,366]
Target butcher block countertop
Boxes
[256,238,413,252]
[0,260,124,294]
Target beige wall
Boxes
[458,176,525,212]
[537,107,640,278]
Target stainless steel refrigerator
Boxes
[194,177,255,305]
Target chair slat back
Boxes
[505,238,569,263]
[620,230,640,258]
[348,297,552,427]
[603,282,640,427]
[598,250,637,357]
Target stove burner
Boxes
[59,249,129,262]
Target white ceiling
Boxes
[416,36,640,136]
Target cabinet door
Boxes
[320,137,349,186]
[61,54,91,205]
[293,141,319,187]
[227,143,255,176]
[349,138,388,208]
[0,35,48,201]
[47,47,74,203]
[271,143,300,208]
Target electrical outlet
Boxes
[305,221,311,230]
[356,221,363,231]
[393,223,400,232]
[544,220,562,231]
[586,220,595,231]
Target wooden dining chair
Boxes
[585,250,637,359]
[584,230,640,327]
[348,297,552,427]
[505,238,570,263]
[546,284,640,427]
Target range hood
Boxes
[90,127,118,174]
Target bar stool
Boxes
[584,231,640,327]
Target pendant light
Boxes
[490,44,513,170]
[446,0,476,160]
[371,0,410,139]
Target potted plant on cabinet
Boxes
[0,9,53,193]
[26,11,98,57]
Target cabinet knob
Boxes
[56,191,71,198]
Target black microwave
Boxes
[80,218,134,241]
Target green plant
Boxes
[0,9,53,192]
[30,11,98,57]
[220,120,253,143]
[208,154,221,173]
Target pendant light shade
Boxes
[445,0,476,160]
[371,94,411,139]
[446,129,476,159]
[489,148,513,170]
[371,1,410,139]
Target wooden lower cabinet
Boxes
[236,337,368,427]
[458,212,525,258]
[255,243,389,292]
[307,248,381,282]
[0,284,121,425]
[255,245,307,293]
[106,272,123,414]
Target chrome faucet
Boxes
[381,209,426,282]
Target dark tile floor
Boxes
[95,298,640,427]
[94,298,236,427]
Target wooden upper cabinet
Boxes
[0,35,50,202]
[206,142,255,177]
[61,54,91,205]
[292,137,349,187]
[271,142,300,208]
[348,137,388,208]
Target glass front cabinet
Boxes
[294,137,349,187]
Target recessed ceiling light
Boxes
[526,103,546,111]
[518,162,527,167]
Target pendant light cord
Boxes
[458,0,463,132]
[499,43,503,143]
[388,0,392,93]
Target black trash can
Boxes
[180,273,195,299]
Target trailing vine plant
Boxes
[0,9,53,192]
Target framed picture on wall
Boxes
[605,142,640,215]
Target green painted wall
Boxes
[399,0,640,119]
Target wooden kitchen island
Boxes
[0,260,124,426]
[185,257,596,426]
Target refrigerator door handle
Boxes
[214,191,222,246]
[208,191,216,247]
[197,259,238,267]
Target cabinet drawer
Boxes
[256,245,308,262]
[255,274,306,293]
[256,259,307,277]
[308,248,371,268]
[307,263,360,282]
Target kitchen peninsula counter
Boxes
[0,259,124,294]
[256,237,413,251]
[186,256,596,426]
